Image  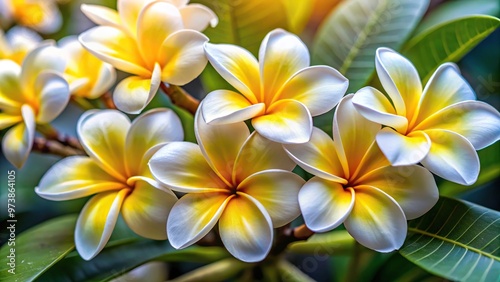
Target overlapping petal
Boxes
[0,114,22,130]
[179,4,218,31]
[35,156,126,201]
[252,99,312,144]
[420,129,479,185]
[219,193,273,262]
[298,177,354,232]
[344,187,407,252]
[20,43,66,93]
[0,60,23,111]
[34,72,70,123]
[376,128,431,166]
[237,170,304,227]
[2,105,35,168]
[80,4,122,29]
[201,90,264,124]
[117,0,153,37]
[75,189,129,260]
[167,192,232,249]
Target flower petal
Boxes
[333,95,382,178]
[137,1,182,67]
[352,86,408,133]
[0,60,23,111]
[118,0,153,37]
[159,30,209,85]
[77,110,130,182]
[413,63,475,126]
[113,63,161,114]
[415,101,500,150]
[356,165,438,220]
[195,106,250,184]
[79,26,149,76]
[375,48,421,118]
[75,189,129,260]
[252,99,312,144]
[34,72,70,123]
[421,129,479,185]
[125,108,184,175]
[21,43,67,91]
[2,105,35,168]
[179,4,218,31]
[233,132,296,183]
[376,128,431,166]
[122,180,177,240]
[81,4,122,28]
[299,177,354,232]
[168,192,232,249]
[149,142,229,193]
[284,127,347,183]
[36,156,126,201]
[238,170,304,227]
[0,114,22,130]
[201,90,264,124]
[204,43,260,103]
[344,187,407,252]
[276,66,348,116]
[219,193,273,262]
[259,29,309,104]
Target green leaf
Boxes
[312,0,428,92]
[0,215,77,281]
[169,257,251,282]
[287,229,355,254]
[39,240,229,281]
[277,259,315,282]
[402,15,500,83]
[400,197,500,281]
[415,0,500,35]
[374,253,443,282]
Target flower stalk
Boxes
[32,137,85,157]
[160,82,200,115]
[36,124,84,151]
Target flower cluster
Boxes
[1,0,499,265]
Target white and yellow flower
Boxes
[284,95,439,252]
[0,0,62,33]
[149,107,305,262]
[79,0,217,113]
[202,28,348,144]
[59,36,116,99]
[0,26,42,64]
[353,48,500,185]
[36,108,182,260]
[0,43,69,168]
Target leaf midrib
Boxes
[407,227,500,261]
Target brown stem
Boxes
[101,91,116,109]
[271,224,314,255]
[160,83,200,115]
[32,137,85,157]
[36,124,84,151]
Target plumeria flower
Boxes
[59,36,116,99]
[0,0,62,33]
[79,0,218,114]
[353,48,500,185]
[149,106,305,262]
[0,26,42,65]
[202,28,348,144]
[284,95,439,252]
[0,43,69,168]
[36,108,182,260]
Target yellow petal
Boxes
[0,60,24,111]
[167,192,232,249]
[252,99,312,144]
[75,189,130,260]
[36,156,126,201]
[2,104,35,168]
[376,128,431,166]
[0,113,22,130]
[77,110,130,182]
[219,193,273,262]
[201,90,264,124]
[350,141,390,182]
[118,0,153,37]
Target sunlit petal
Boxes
[352,86,408,133]
[168,192,232,249]
[118,0,153,37]
[122,180,177,240]
[299,177,354,232]
[344,187,406,252]
[252,99,312,144]
[204,43,260,104]
[34,72,70,123]
[0,114,22,130]
[421,129,479,185]
[75,189,129,260]
[149,142,229,193]
[21,43,66,91]
[0,60,23,111]
[284,127,347,183]
[259,29,309,103]
[376,128,431,166]
[36,156,125,201]
[219,193,273,263]
[201,90,264,124]
[2,105,35,168]
[81,4,122,29]
[276,66,348,115]
[238,170,304,227]
[179,4,218,31]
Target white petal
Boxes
[201,90,264,124]
[376,128,431,166]
[21,43,67,91]
[2,105,35,168]
[81,4,122,28]
[179,4,218,31]
[35,72,70,123]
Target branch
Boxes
[36,124,84,151]
[101,91,116,109]
[271,224,314,255]
[32,137,85,157]
[160,83,200,115]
